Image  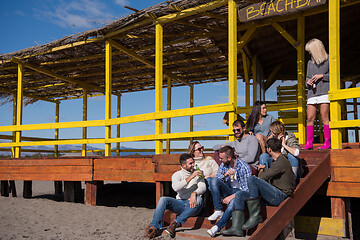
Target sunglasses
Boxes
[233,128,241,133]
[195,146,204,151]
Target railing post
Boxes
[329,0,342,149]
[155,22,163,154]
[297,15,306,145]
[116,95,121,156]
[166,77,171,154]
[105,40,112,156]
[54,101,60,157]
[190,85,194,144]
[82,90,87,157]
[228,0,237,141]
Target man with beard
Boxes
[214,119,260,175]
[206,146,252,237]
[145,153,206,239]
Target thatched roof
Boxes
[0,0,359,103]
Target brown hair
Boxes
[218,146,236,159]
[269,121,286,136]
[187,141,204,157]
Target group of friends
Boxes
[145,38,330,239]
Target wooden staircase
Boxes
[161,150,331,239]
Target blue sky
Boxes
[0,0,295,152]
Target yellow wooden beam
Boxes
[155,23,163,154]
[329,0,342,149]
[11,95,16,158]
[297,15,306,145]
[264,64,282,91]
[105,41,112,156]
[10,57,104,93]
[0,103,234,133]
[82,90,87,157]
[190,85,194,144]
[116,95,121,156]
[107,38,190,86]
[166,77,171,154]
[15,63,23,158]
[237,26,257,53]
[157,0,228,25]
[228,0,237,142]
[329,87,360,101]
[271,22,299,48]
[2,37,105,64]
[54,101,60,157]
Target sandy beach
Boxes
[0,181,169,240]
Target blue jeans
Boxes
[233,190,250,210]
[259,153,299,176]
[247,176,287,206]
[215,190,248,229]
[208,177,239,211]
[150,196,203,229]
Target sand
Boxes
[0,181,171,240]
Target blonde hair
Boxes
[270,121,286,136]
[305,38,328,65]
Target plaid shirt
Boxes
[215,158,252,192]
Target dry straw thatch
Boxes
[0,0,359,104]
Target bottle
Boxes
[195,164,204,179]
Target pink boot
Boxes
[318,125,331,149]
[302,125,314,150]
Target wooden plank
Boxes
[248,153,331,240]
[331,197,346,219]
[93,170,154,182]
[0,173,92,181]
[0,166,92,174]
[155,165,180,173]
[294,216,345,237]
[94,158,154,170]
[330,149,360,167]
[327,182,360,198]
[238,0,326,22]
[154,173,173,181]
[331,167,360,182]
[154,154,182,165]
[0,158,93,166]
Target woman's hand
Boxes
[307,74,323,86]
[278,133,286,146]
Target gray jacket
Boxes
[306,59,329,99]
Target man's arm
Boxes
[171,170,201,192]
[258,160,282,181]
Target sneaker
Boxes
[207,225,219,238]
[165,221,179,238]
[145,226,157,239]
[208,210,224,221]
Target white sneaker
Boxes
[207,225,219,238]
[207,210,223,221]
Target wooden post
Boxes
[64,181,82,203]
[228,0,237,141]
[85,181,97,206]
[166,78,171,154]
[155,22,163,155]
[105,40,112,156]
[190,85,194,144]
[54,101,62,195]
[297,15,306,145]
[116,95,121,156]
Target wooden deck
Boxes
[0,144,359,238]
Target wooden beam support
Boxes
[155,23,163,155]
[107,38,190,86]
[10,57,104,93]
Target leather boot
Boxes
[242,198,263,230]
[318,125,331,149]
[302,125,314,150]
[221,210,245,236]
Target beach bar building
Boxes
[0,0,360,238]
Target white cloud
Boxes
[114,0,129,6]
[34,0,115,29]
[194,120,206,128]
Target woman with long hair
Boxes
[302,38,330,150]
[246,101,275,153]
[188,141,218,179]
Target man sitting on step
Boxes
[206,146,252,237]
[221,138,295,237]
[145,153,206,239]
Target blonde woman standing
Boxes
[302,39,331,150]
